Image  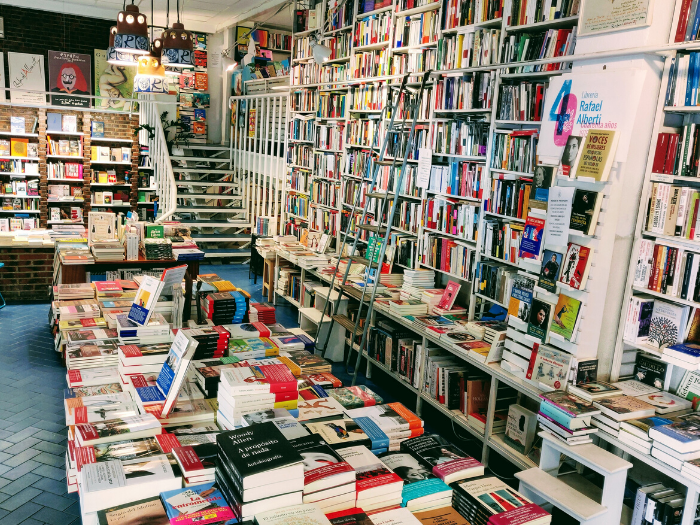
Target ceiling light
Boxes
[114,4,150,55]
[162,23,194,68]
[107,26,138,66]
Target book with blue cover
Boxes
[353,416,391,451]
[155,331,198,417]
[161,482,237,525]
[379,452,452,508]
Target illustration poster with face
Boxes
[48,51,91,108]
[94,50,135,112]
[7,52,45,106]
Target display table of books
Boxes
[53,271,562,525]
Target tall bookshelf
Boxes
[611,1,700,381]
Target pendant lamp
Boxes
[162,0,194,68]
[113,3,150,55]
[107,26,138,66]
[134,38,169,93]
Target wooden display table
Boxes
[57,256,200,322]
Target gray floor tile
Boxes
[2,451,39,469]
[26,456,60,469]
[0,475,41,497]
[3,440,40,456]
[1,464,41,483]
[26,444,62,457]
[29,493,71,513]
[0,502,40,525]
[27,508,71,525]
[0,489,42,512]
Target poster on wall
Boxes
[94,50,135,112]
[8,52,45,106]
[537,69,646,166]
[579,0,652,35]
[48,51,91,107]
[248,108,257,137]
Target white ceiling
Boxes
[2,0,291,34]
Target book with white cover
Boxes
[610,380,659,397]
[676,370,700,400]
[255,503,332,525]
[634,392,692,414]
[369,508,422,525]
[592,396,656,421]
[642,301,690,349]
[80,455,181,513]
[336,446,403,500]
[75,414,161,446]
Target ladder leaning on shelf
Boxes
[314,71,431,384]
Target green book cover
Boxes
[550,294,582,341]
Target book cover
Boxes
[634,354,672,390]
[572,129,617,182]
[569,189,601,235]
[327,386,383,409]
[399,434,483,483]
[454,476,532,515]
[161,482,236,525]
[518,215,545,260]
[304,419,372,449]
[634,392,692,414]
[412,507,470,525]
[128,276,165,326]
[559,243,591,289]
[550,294,582,342]
[289,434,355,489]
[593,396,656,418]
[296,396,346,421]
[538,250,563,293]
[644,301,688,349]
[437,281,461,311]
[526,299,552,342]
[336,446,403,493]
[156,331,199,417]
[504,405,537,454]
[255,504,333,525]
[216,422,302,482]
[507,274,535,323]
[539,391,599,417]
[97,496,169,525]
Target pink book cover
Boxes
[437,281,461,310]
[433,457,483,480]
[488,504,549,525]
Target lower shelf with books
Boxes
[417,391,484,441]
[488,432,537,471]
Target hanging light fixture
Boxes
[161,0,183,76]
[113,2,150,55]
[162,0,194,69]
[107,26,138,66]
[134,37,169,93]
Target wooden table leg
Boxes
[182,261,199,323]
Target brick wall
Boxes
[0,248,53,302]
[0,5,113,88]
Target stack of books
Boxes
[216,422,305,521]
[170,442,217,485]
[91,241,125,262]
[591,396,656,439]
[65,341,119,371]
[618,416,674,454]
[249,302,276,324]
[115,313,172,344]
[217,365,299,429]
[452,477,550,525]
[143,238,173,260]
[345,402,424,450]
[537,391,599,445]
[649,413,700,469]
[337,446,404,512]
[380,452,453,512]
[388,299,429,316]
[185,327,230,360]
[290,434,357,513]
[117,342,171,383]
[59,303,101,321]
[202,292,240,324]
[55,283,95,300]
[67,367,120,388]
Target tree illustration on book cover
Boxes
[647,316,679,349]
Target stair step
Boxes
[538,431,632,475]
[174,144,230,151]
[192,234,251,241]
[173,168,232,173]
[175,207,246,213]
[171,156,230,162]
[176,193,242,199]
[176,181,238,187]
[515,469,606,523]
[177,220,249,227]
[203,249,250,258]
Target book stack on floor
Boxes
[537,391,599,445]
[216,365,299,429]
[216,422,305,521]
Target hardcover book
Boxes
[593,396,657,421]
[518,215,545,260]
[327,385,384,409]
[288,434,355,492]
[539,391,600,418]
[569,189,602,236]
[634,354,673,390]
[336,446,403,494]
[304,419,372,450]
[504,405,538,454]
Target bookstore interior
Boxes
[12,0,700,524]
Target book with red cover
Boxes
[676,0,693,42]
[664,133,680,174]
[652,133,670,173]
[95,281,122,293]
[487,503,550,525]
[559,243,591,290]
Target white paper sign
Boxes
[538,69,645,165]
[416,148,432,189]
[545,186,575,248]
[8,52,45,105]
[580,0,652,35]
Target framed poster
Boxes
[8,52,45,106]
[95,49,135,111]
[579,0,652,35]
[537,69,646,165]
[48,51,91,107]
[248,108,256,137]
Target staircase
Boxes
[170,143,252,260]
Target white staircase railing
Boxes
[138,94,177,223]
[229,93,287,236]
